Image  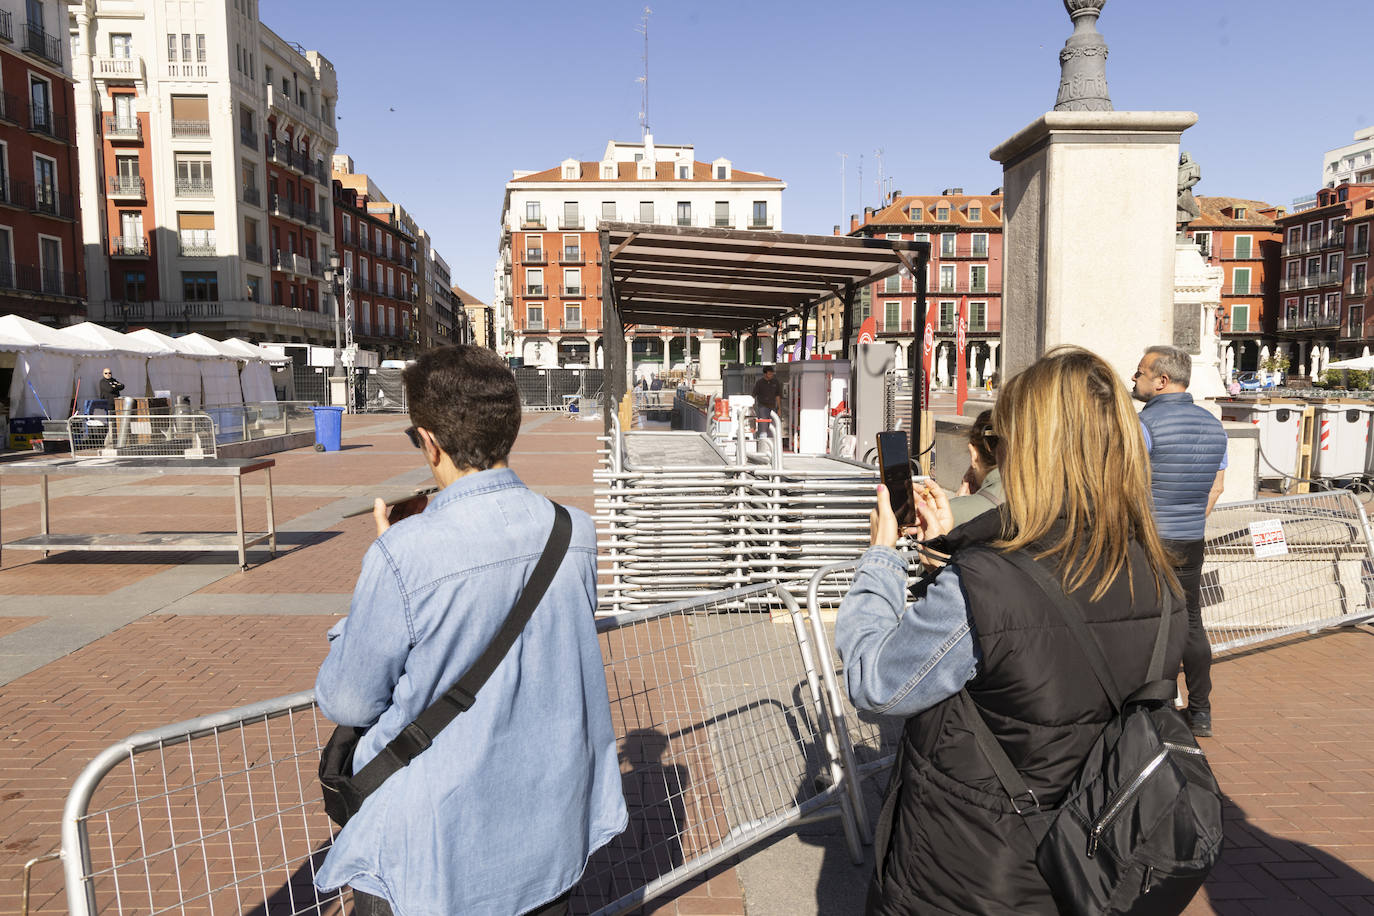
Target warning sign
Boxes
[1249,519,1288,558]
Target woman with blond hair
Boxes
[837,346,1187,914]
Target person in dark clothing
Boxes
[98,367,124,403]
[750,365,779,438]
[1133,345,1228,738]
[837,346,1185,914]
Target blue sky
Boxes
[264,0,1374,297]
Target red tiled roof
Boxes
[511,160,780,183]
[450,285,486,307]
[1193,196,1282,229]
[858,194,1003,230]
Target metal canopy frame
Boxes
[598,222,930,430]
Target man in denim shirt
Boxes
[314,346,627,915]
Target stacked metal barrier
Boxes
[595,418,882,615]
[1203,490,1374,654]
[66,413,218,458]
[514,367,605,410]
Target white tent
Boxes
[218,338,278,404]
[0,315,94,418]
[57,322,162,407]
[128,328,208,408]
[175,334,244,407]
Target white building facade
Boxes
[1323,126,1374,189]
[70,0,338,342]
[497,135,785,368]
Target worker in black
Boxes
[751,366,779,439]
[97,367,124,408]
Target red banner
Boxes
[955,302,968,413]
[856,316,877,347]
[920,301,937,411]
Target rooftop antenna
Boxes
[858,153,864,213]
[875,148,885,203]
[635,7,652,139]
[838,152,848,230]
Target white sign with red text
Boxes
[1249,519,1288,558]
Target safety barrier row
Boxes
[515,367,604,411]
[55,583,866,916]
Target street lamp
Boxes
[325,251,342,350]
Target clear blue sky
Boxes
[263,0,1374,298]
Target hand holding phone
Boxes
[876,431,916,528]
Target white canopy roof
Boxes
[127,327,213,358]
[57,321,167,356]
[0,315,98,354]
[219,337,274,361]
[1326,355,1374,371]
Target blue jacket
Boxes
[1139,392,1228,540]
[314,469,627,915]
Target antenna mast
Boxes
[636,7,652,139]
[875,148,885,203]
[838,152,848,230]
[857,153,864,214]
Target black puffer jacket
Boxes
[870,510,1186,915]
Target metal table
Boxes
[0,457,277,569]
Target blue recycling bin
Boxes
[309,405,345,452]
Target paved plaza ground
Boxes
[0,412,1371,914]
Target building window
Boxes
[1287,227,1301,247]
[33,154,57,212]
[909,206,922,220]
[676,201,691,226]
[563,268,581,296]
[601,164,615,179]
[1355,223,1370,253]
[182,271,218,300]
[1191,231,1211,256]
[678,164,689,179]
[639,201,654,223]
[939,233,955,258]
[939,301,956,332]
[1233,206,1247,219]
[970,265,988,293]
[884,274,899,293]
[714,201,729,227]
[751,201,768,227]
[936,205,950,221]
[526,267,544,295]
[124,270,147,301]
[939,264,955,292]
[1234,235,1252,259]
[884,301,900,331]
[564,304,581,329]
[1350,305,1364,338]
[111,33,133,58]
[716,165,726,179]
[524,200,541,225]
[562,234,579,260]
[561,201,579,230]
[1232,267,1251,296]
[1329,253,1342,275]
[601,201,616,221]
[527,305,543,330]
[968,204,982,222]
[563,164,577,179]
[1354,263,1368,296]
[970,233,989,258]
[195,33,206,62]
[177,212,215,255]
[181,33,190,61]
[167,33,176,60]
[174,154,213,195]
[170,95,210,136]
[1230,304,1248,332]
[969,301,987,331]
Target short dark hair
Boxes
[403,346,521,470]
[762,365,775,374]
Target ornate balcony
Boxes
[95,56,142,80]
[110,236,149,258]
[107,175,145,199]
[104,115,141,142]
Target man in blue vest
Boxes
[1133,345,1228,737]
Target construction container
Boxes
[1311,400,1374,480]
[1217,398,1306,482]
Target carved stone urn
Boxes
[1055,0,1113,111]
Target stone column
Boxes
[987,340,1000,381]
[990,111,1197,382]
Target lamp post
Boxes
[326,251,342,350]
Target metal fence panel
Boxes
[291,365,330,406]
[67,413,217,458]
[60,585,869,916]
[361,369,407,413]
[516,367,604,410]
[1203,491,1374,654]
[60,692,345,916]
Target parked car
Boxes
[1235,371,1277,391]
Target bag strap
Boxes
[350,502,573,797]
[962,549,1176,815]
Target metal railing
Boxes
[67,412,218,458]
[29,109,69,142]
[1278,311,1341,330]
[23,22,61,66]
[179,238,216,258]
[174,178,213,197]
[170,119,210,137]
[106,175,144,198]
[240,126,258,149]
[245,242,263,263]
[58,582,866,916]
[104,115,140,140]
[243,185,261,206]
[0,9,11,42]
[110,235,149,257]
[514,366,602,410]
[0,260,79,297]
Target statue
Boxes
[1055,0,1113,112]
[1177,152,1201,233]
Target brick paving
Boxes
[0,411,1371,914]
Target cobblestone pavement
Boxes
[0,411,1371,915]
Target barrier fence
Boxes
[515,367,604,411]
[56,583,864,916]
[66,413,218,458]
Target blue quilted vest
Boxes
[1139,392,1228,541]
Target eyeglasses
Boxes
[404,426,423,449]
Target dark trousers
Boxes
[351,887,572,916]
[1163,538,1211,715]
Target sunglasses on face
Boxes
[404,426,423,449]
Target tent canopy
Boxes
[0,315,99,354]
[1326,355,1374,371]
[57,321,167,356]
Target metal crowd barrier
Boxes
[56,584,867,916]
[515,367,604,411]
[1203,490,1374,654]
[66,412,218,458]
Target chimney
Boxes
[833,224,841,236]
[865,206,875,217]
[891,189,901,201]
[990,186,1004,196]
[850,214,860,233]
[941,187,964,196]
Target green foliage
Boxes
[1260,353,1291,373]
[1347,370,1372,391]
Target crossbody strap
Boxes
[351,502,573,797]
[963,549,1176,814]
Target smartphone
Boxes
[341,486,439,519]
[875,431,916,528]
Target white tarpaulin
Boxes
[128,328,207,408]
[218,338,279,403]
[1325,355,1374,371]
[175,334,244,407]
[0,315,92,418]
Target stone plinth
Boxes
[1173,240,1226,409]
[990,111,1198,383]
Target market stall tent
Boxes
[0,315,94,418]
[218,338,278,403]
[58,322,162,407]
[128,328,208,408]
[174,334,246,407]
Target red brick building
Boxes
[0,7,83,321]
[844,189,1003,383]
[331,176,416,359]
[1276,183,1374,375]
[1184,197,1283,373]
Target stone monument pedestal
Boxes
[1173,240,1226,411]
[696,336,723,399]
[990,111,1197,383]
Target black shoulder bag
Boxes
[961,551,1223,915]
[319,503,573,827]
